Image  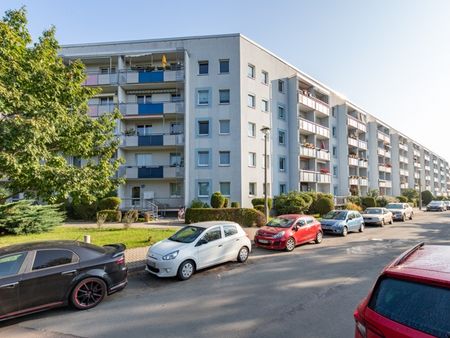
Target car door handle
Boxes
[218,244,223,247]
[235,238,240,241]
[0,282,18,289]
[61,270,77,276]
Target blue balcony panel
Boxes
[138,71,164,83]
[138,135,164,146]
[138,166,164,179]
[138,103,164,115]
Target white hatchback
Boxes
[146,221,252,280]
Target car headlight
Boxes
[162,250,179,260]
[273,231,285,239]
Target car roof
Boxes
[190,221,240,229]
[277,214,308,219]
[0,240,91,256]
[385,243,450,284]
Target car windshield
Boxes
[429,201,442,205]
[386,203,403,209]
[365,208,382,214]
[266,218,295,228]
[323,211,347,220]
[169,226,205,243]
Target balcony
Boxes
[83,72,118,86]
[377,131,390,143]
[299,119,330,138]
[359,159,368,168]
[425,165,431,171]
[121,197,184,210]
[434,168,439,174]
[349,177,359,185]
[316,125,330,138]
[122,165,184,179]
[88,104,116,118]
[399,143,408,151]
[119,69,184,84]
[120,101,184,116]
[400,183,408,189]
[424,155,430,161]
[348,157,359,166]
[413,149,420,157]
[300,145,316,158]
[379,180,392,188]
[400,169,409,177]
[316,149,331,161]
[347,116,367,132]
[414,162,421,168]
[414,172,420,179]
[425,175,431,181]
[359,178,368,186]
[348,137,358,147]
[317,173,331,184]
[399,156,409,164]
[298,92,329,116]
[300,170,316,183]
[379,165,392,173]
[121,134,184,148]
[358,140,368,150]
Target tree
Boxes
[273,192,312,215]
[421,190,434,205]
[0,8,122,204]
[401,188,419,202]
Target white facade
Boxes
[60,33,450,210]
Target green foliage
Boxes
[97,197,121,211]
[344,202,362,212]
[366,189,379,199]
[231,201,240,208]
[361,196,376,209]
[0,186,9,204]
[315,197,335,216]
[96,209,122,222]
[72,200,97,220]
[185,208,266,227]
[210,192,225,208]
[401,188,419,202]
[376,195,398,207]
[251,198,273,210]
[305,192,333,214]
[396,196,408,203]
[421,190,434,205]
[254,205,265,213]
[0,200,65,235]
[190,199,207,208]
[348,196,361,206]
[223,198,229,208]
[273,191,312,215]
[0,8,123,204]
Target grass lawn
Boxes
[0,226,177,249]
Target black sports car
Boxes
[0,240,128,321]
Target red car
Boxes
[354,242,450,338]
[254,214,323,251]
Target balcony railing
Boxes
[349,157,359,166]
[120,101,184,116]
[298,92,329,116]
[399,156,409,164]
[121,197,184,210]
[300,146,316,158]
[379,165,392,173]
[347,115,367,132]
[377,131,390,143]
[400,183,408,189]
[413,150,420,157]
[121,134,184,147]
[300,170,316,182]
[299,118,330,138]
[120,165,184,179]
[425,165,431,171]
[119,69,184,84]
[400,169,409,177]
[399,143,408,151]
[414,173,420,179]
[87,104,116,118]
[414,162,421,168]
[359,159,368,168]
[358,140,368,150]
[317,173,331,183]
[316,149,331,161]
[359,178,368,186]
[348,137,358,147]
[83,72,119,86]
[349,177,359,185]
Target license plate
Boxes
[258,239,269,244]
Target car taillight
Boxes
[115,255,125,265]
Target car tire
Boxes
[380,219,385,227]
[71,277,107,310]
[359,223,365,232]
[237,246,249,263]
[341,226,348,237]
[285,237,296,252]
[409,212,413,220]
[315,231,323,244]
[177,260,195,281]
[402,214,406,222]
[389,217,393,225]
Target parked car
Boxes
[146,221,251,281]
[0,241,127,322]
[385,203,413,221]
[444,200,450,210]
[320,210,364,236]
[254,214,323,252]
[427,200,446,212]
[354,242,450,338]
[361,208,393,226]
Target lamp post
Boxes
[415,157,423,210]
[261,127,270,221]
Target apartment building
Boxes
[60,33,450,210]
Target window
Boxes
[137,95,151,104]
[100,67,115,74]
[203,228,222,242]
[219,59,229,74]
[279,184,287,194]
[332,146,337,157]
[219,151,230,166]
[247,64,255,78]
[278,105,285,119]
[170,183,182,197]
[198,181,210,197]
[137,124,152,136]
[279,157,286,171]
[261,99,269,112]
[278,130,286,145]
[262,70,269,85]
[369,277,450,338]
[219,89,230,104]
[220,182,231,196]
[219,120,230,134]
[332,126,336,137]
[197,90,209,105]
[32,250,76,270]
[248,152,256,167]
[249,182,256,196]
[73,157,82,168]
[136,153,152,166]
[247,94,255,108]
[197,151,210,167]
[278,79,284,93]
[171,93,182,102]
[198,120,209,136]
[170,122,183,135]
[170,153,183,167]
[223,224,238,237]
[248,122,256,137]
[0,253,26,277]
[333,165,338,177]
[198,61,208,75]
[100,97,113,105]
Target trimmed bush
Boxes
[254,205,265,213]
[97,197,121,211]
[97,209,122,222]
[421,190,434,205]
[211,192,225,208]
[396,196,408,203]
[0,200,65,235]
[223,198,229,208]
[307,192,333,214]
[347,196,361,206]
[273,192,312,215]
[344,202,362,212]
[185,208,266,227]
[251,198,273,210]
[376,196,397,207]
[361,196,376,209]
[190,199,206,208]
[231,201,240,208]
[72,200,97,220]
[316,197,335,215]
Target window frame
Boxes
[223,224,238,237]
[261,70,269,85]
[261,99,269,112]
[197,120,210,136]
[219,120,230,135]
[219,89,230,105]
[248,122,256,137]
[249,182,256,196]
[198,60,209,75]
[0,252,28,278]
[197,89,210,106]
[219,151,231,166]
[247,63,255,79]
[219,182,231,196]
[197,181,210,197]
[248,152,257,167]
[247,94,256,108]
[278,79,285,93]
[279,156,286,172]
[219,59,229,74]
[278,105,286,120]
[197,150,210,167]
[278,129,286,146]
[30,249,79,272]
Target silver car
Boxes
[361,208,393,226]
[385,203,414,222]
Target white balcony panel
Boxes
[317,173,331,183]
[300,146,316,158]
[348,137,358,147]
[300,170,316,182]
[316,150,330,161]
[349,157,359,166]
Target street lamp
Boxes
[414,156,423,210]
[261,127,270,221]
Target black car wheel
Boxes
[177,260,195,281]
[315,231,323,244]
[402,214,406,222]
[409,212,413,220]
[71,277,106,310]
[341,226,348,237]
[380,219,385,227]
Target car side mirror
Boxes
[196,238,207,247]
[293,225,299,231]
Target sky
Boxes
[2,0,450,160]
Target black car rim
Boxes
[75,280,103,307]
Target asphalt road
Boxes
[1,211,449,338]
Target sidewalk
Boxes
[63,218,184,229]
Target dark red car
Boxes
[254,214,323,251]
[354,242,450,338]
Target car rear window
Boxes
[368,277,450,337]
[32,249,77,270]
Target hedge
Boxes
[72,201,97,220]
[396,196,408,203]
[344,202,362,212]
[251,198,273,210]
[231,202,240,208]
[97,210,122,222]
[185,208,266,227]
[316,197,335,215]
[98,197,121,211]
[361,196,376,209]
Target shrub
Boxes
[396,196,408,203]
[376,196,397,207]
[344,202,362,212]
[307,192,333,214]
[273,191,312,215]
[421,190,434,205]
[347,196,361,206]
[122,209,138,229]
[190,199,206,208]
[251,198,273,210]
[231,201,240,208]
[72,200,97,220]
[254,205,265,213]
[361,196,376,209]
[185,208,266,227]
[367,189,379,199]
[223,198,229,208]
[0,200,65,235]
[97,197,121,211]
[316,197,335,215]
[97,209,122,222]
[211,192,225,208]
[401,188,419,202]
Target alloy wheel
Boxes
[181,262,194,279]
[73,278,106,310]
[285,238,295,251]
[315,231,323,244]
[237,247,249,262]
